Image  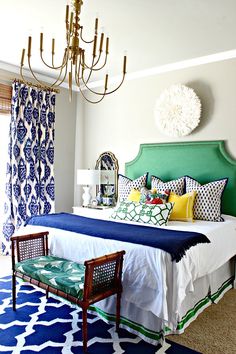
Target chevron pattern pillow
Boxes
[110,201,174,226]
[185,176,228,221]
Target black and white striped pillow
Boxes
[185,176,228,221]
[151,176,185,196]
[118,173,148,201]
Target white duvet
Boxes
[16,214,236,332]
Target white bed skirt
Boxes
[89,259,234,345]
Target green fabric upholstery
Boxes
[15,256,85,299]
[125,141,236,217]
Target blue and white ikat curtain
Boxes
[1,81,56,254]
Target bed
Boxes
[17,140,236,345]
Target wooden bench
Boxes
[11,231,125,353]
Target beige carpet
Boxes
[168,288,236,354]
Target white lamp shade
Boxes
[77,169,100,186]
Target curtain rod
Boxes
[13,78,60,94]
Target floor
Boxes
[0,255,11,277]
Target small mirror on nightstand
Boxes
[95,151,119,207]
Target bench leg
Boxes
[12,273,16,311]
[82,308,88,353]
[116,291,121,332]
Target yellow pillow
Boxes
[127,189,141,202]
[168,191,197,222]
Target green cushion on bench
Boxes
[15,255,85,299]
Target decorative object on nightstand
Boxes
[100,170,116,206]
[154,84,201,137]
[95,152,119,205]
[77,169,100,207]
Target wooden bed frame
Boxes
[125,140,236,217]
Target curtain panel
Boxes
[1,81,56,255]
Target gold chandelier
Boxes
[20,0,127,103]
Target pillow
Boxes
[151,176,185,196]
[127,189,141,202]
[185,176,228,221]
[168,191,197,222]
[118,173,148,201]
[110,200,174,226]
[140,187,170,204]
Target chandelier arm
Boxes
[27,55,68,89]
[78,85,106,104]
[88,52,108,71]
[79,26,95,44]
[48,59,69,87]
[81,69,125,96]
[80,33,105,70]
[75,53,82,80]
[40,47,69,70]
[91,50,109,70]
[27,57,53,87]
[80,51,107,73]
[75,63,106,103]
[101,74,125,95]
[90,51,102,68]
[81,70,108,95]
[75,66,81,86]
[81,55,97,84]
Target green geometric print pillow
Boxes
[110,201,174,226]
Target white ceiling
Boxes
[0,0,236,87]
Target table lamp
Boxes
[77,169,100,207]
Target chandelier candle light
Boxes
[20,0,127,103]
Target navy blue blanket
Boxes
[26,213,210,262]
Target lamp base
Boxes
[82,186,91,207]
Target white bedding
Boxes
[16,214,236,341]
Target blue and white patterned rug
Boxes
[0,276,201,354]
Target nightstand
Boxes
[72,206,114,220]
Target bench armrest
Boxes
[83,250,126,303]
[11,231,49,270]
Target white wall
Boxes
[54,87,77,212]
[80,0,236,78]
[80,58,236,175]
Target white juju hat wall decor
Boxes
[154,84,201,137]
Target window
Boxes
[0,83,12,115]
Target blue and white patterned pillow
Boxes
[151,176,185,196]
[118,173,148,201]
[185,176,228,221]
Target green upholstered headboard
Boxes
[125,141,236,217]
